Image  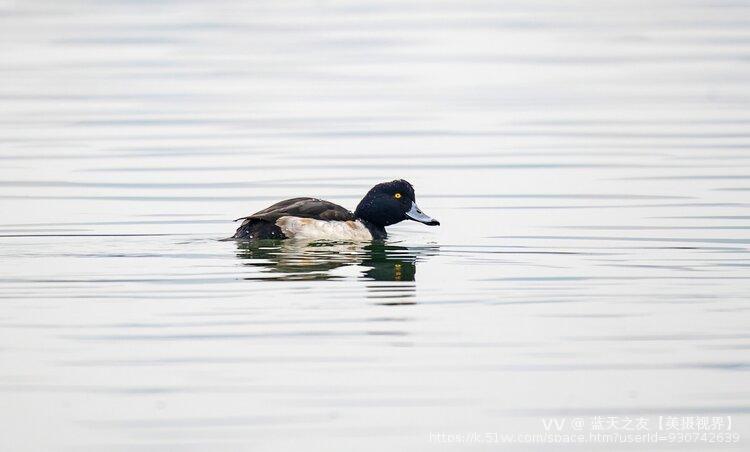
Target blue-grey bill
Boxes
[406,202,440,226]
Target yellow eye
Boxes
[394,193,402,199]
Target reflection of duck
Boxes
[361,243,416,281]
[235,240,438,282]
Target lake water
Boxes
[1,0,750,450]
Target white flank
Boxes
[275,216,373,241]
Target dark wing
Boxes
[235,197,355,225]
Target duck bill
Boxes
[405,202,440,226]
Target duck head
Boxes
[354,179,440,228]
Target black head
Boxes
[354,179,440,228]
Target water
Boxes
[1,0,750,450]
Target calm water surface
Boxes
[1,1,750,451]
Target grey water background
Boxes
[1,0,750,450]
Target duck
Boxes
[231,179,439,241]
